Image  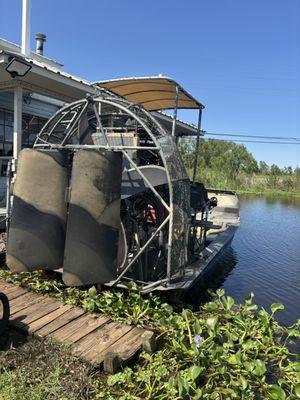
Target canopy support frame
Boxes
[192,107,203,184]
[171,85,179,138]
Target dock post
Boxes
[103,352,121,374]
[141,330,157,353]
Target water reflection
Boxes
[184,246,238,306]
[240,193,300,208]
[188,194,300,326]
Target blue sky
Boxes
[1,0,299,167]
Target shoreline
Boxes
[235,189,300,197]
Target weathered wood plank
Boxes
[5,287,28,301]
[14,299,69,329]
[51,314,110,344]
[50,314,88,342]
[111,327,144,361]
[0,279,146,367]
[73,322,133,361]
[0,281,25,292]
[35,307,85,337]
[9,292,44,314]
[0,285,22,295]
[92,326,144,364]
[11,297,63,331]
[28,304,73,334]
[0,281,14,291]
[67,315,110,344]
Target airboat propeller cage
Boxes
[6,76,206,290]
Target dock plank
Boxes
[67,315,110,344]
[0,282,15,291]
[91,326,144,364]
[28,304,73,333]
[9,292,44,314]
[51,314,110,344]
[35,307,85,337]
[106,327,144,361]
[5,287,28,301]
[1,285,23,295]
[73,322,133,361]
[0,279,148,368]
[11,298,63,331]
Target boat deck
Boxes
[0,279,145,367]
[150,224,238,292]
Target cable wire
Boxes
[205,132,300,141]
[205,138,300,145]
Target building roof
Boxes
[153,111,204,137]
[0,38,63,70]
[95,76,204,111]
[0,39,204,137]
[0,39,99,102]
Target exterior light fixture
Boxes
[5,57,32,78]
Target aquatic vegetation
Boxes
[0,270,299,399]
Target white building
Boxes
[0,33,99,206]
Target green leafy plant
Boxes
[0,270,299,399]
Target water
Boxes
[191,194,300,326]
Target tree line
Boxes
[179,138,300,193]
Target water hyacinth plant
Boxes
[0,270,299,399]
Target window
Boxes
[0,108,47,175]
[0,108,47,152]
[0,159,8,206]
[0,159,8,176]
[0,108,13,157]
[0,108,47,206]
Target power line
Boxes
[205,131,300,141]
[206,138,300,145]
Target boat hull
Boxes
[153,224,238,293]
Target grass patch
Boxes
[0,328,103,400]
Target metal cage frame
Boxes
[33,93,191,291]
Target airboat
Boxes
[5,76,239,293]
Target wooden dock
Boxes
[0,279,146,369]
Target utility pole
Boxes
[21,0,32,56]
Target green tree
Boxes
[270,164,281,175]
[259,161,269,174]
[196,139,258,177]
[283,166,293,175]
[179,138,298,193]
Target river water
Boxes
[191,194,300,326]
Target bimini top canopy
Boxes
[94,76,204,111]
